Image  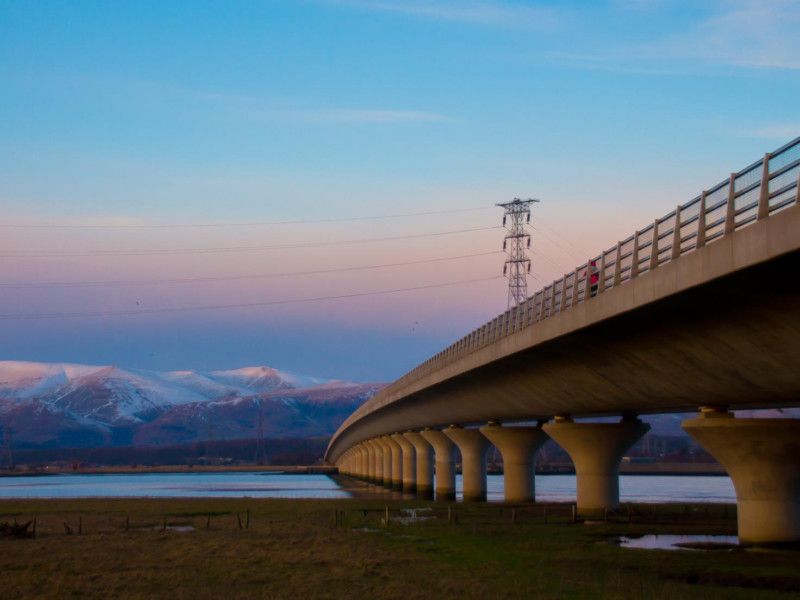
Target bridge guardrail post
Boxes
[671,205,682,260]
[584,260,594,299]
[649,220,659,271]
[724,173,737,234]
[597,251,606,295]
[613,242,622,286]
[796,172,800,204]
[696,191,707,249]
[571,268,580,306]
[630,233,640,279]
[757,153,771,220]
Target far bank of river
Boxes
[0,461,725,478]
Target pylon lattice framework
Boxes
[497,198,538,308]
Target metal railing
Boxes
[396,137,800,389]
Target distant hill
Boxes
[0,361,383,449]
[2,360,795,457]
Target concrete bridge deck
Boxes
[327,138,800,545]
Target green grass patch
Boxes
[0,498,797,599]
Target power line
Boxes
[0,226,501,258]
[530,248,572,275]
[0,205,495,229]
[0,275,503,321]
[533,217,589,260]
[0,251,502,289]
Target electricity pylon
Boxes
[497,198,538,308]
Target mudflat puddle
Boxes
[618,534,739,551]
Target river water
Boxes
[0,472,736,502]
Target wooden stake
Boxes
[206,514,211,530]
[246,509,251,529]
[236,512,243,530]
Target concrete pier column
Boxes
[376,437,393,488]
[443,425,491,502]
[404,431,434,499]
[392,433,416,494]
[345,451,354,477]
[683,412,800,546]
[420,428,457,501]
[356,445,367,479]
[370,439,386,486]
[365,440,378,483]
[383,436,403,491]
[480,422,549,503]
[543,416,649,516]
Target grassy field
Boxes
[1,493,798,599]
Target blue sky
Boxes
[1,1,798,380]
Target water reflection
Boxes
[0,472,736,503]
[478,474,735,504]
[618,534,739,550]
[0,472,350,499]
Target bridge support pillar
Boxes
[375,438,392,487]
[444,425,491,502]
[357,445,368,480]
[543,416,649,517]
[480,422,549,503]
[420,429,457,501]
[392,433,417,494]
[383,436,403,491]
[342,453,351,476]
[404,431,434,499]
[369,439,382,484]
[683,412,800,546]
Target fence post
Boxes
[630,232,640,279]
[649,220,659,271]
[560,277,568,311]
[757,153,771,221]
[724,173,736,234]
[696,191,707,249]
[549,284,556,315]
[671,205,682,260]
[613,242,622,286]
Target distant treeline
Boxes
[8,437,329,468]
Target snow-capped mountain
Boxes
[0,361,382,449]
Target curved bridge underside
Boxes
[327,206,800,463]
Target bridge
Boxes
[326,137,800,546]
